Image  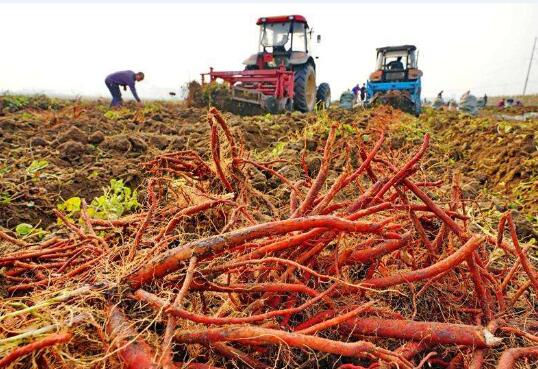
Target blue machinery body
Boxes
[366,79,422,115]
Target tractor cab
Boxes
[369,45,422,83]
[243,15,315,70]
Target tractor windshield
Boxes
[260,22,292,50]
[377,50,410,71]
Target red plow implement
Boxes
[201,65,294,113]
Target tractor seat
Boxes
[272,45,288,55]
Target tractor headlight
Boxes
[369,70,383,82]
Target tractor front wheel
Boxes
[294,64,316,112]
[316,83,331,110]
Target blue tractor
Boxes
[366,45,423,116]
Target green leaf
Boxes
[20,112,35,121]
[271,142,286,158]
[15,223,34,236]
[26,160,49,175]
[0,192,12,205]
[58,197,82,213]
[341,124,356,135]
[104,110,123,120]
[87,170,99,179]
[0,166,10,177]
[87,179,139,220]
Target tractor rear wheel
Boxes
[316,83,331,109]
[293,64,316,112]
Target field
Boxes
[0,95,537,368]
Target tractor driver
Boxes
[387,56,404,71]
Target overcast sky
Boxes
[1,2,537,101]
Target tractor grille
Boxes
[384,71,406,81]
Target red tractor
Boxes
[201,15,331,114]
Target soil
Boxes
[0,100,313,229]
[0,97,536,241]
[381,106,538,240]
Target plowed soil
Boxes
[0,96,536,240]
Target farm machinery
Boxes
[201,15,331,115]
[366,45,423,116]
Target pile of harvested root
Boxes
[1,108,537,369]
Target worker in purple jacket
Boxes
[105,70,144,107]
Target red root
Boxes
[360,235,484,289]
[496,346,538,369]
[341,317,501,347]
[174,325,414,369]
[106,304,157,369]
[126,215,385,288]
[0,332,72,368]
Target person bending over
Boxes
[105,70,144,107]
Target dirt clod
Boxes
[58,140,88,162]
[103,135,132,152]
[147,135,169,150]
[56,125,88,144]
[129,136,148,153]
[89,130,105,144]
[30,137,48,146]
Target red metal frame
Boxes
[256,15,308,26]
[201,64,294,100]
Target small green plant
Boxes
[0,192,13,206]
[262,113,273,123]
[104,108,131,121]
[0,165,10,177]
[29,94,62,110]
[15,223,33,236]
[339,123,356,136]
[2,95,30,112]
[270,142,286,158]
[26,160,49,175]
[87,179,139,220]
[20,112,35,121]
[526,214,538,224]
[201,82,229,105]
[15,223,46,240]
[56,180,139,224]
[1,94,63,112]
[315,110,331,133]
[142,102,161,115]
[57,196,82,223]
[394,116,429,143]
[87,170,100,179]
[104,110,122,120]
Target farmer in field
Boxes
[105,70,144,107]
[360,83,366,102]
[351,84,360,98]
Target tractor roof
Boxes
[377,45,417,53]
[257,15,308,27]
